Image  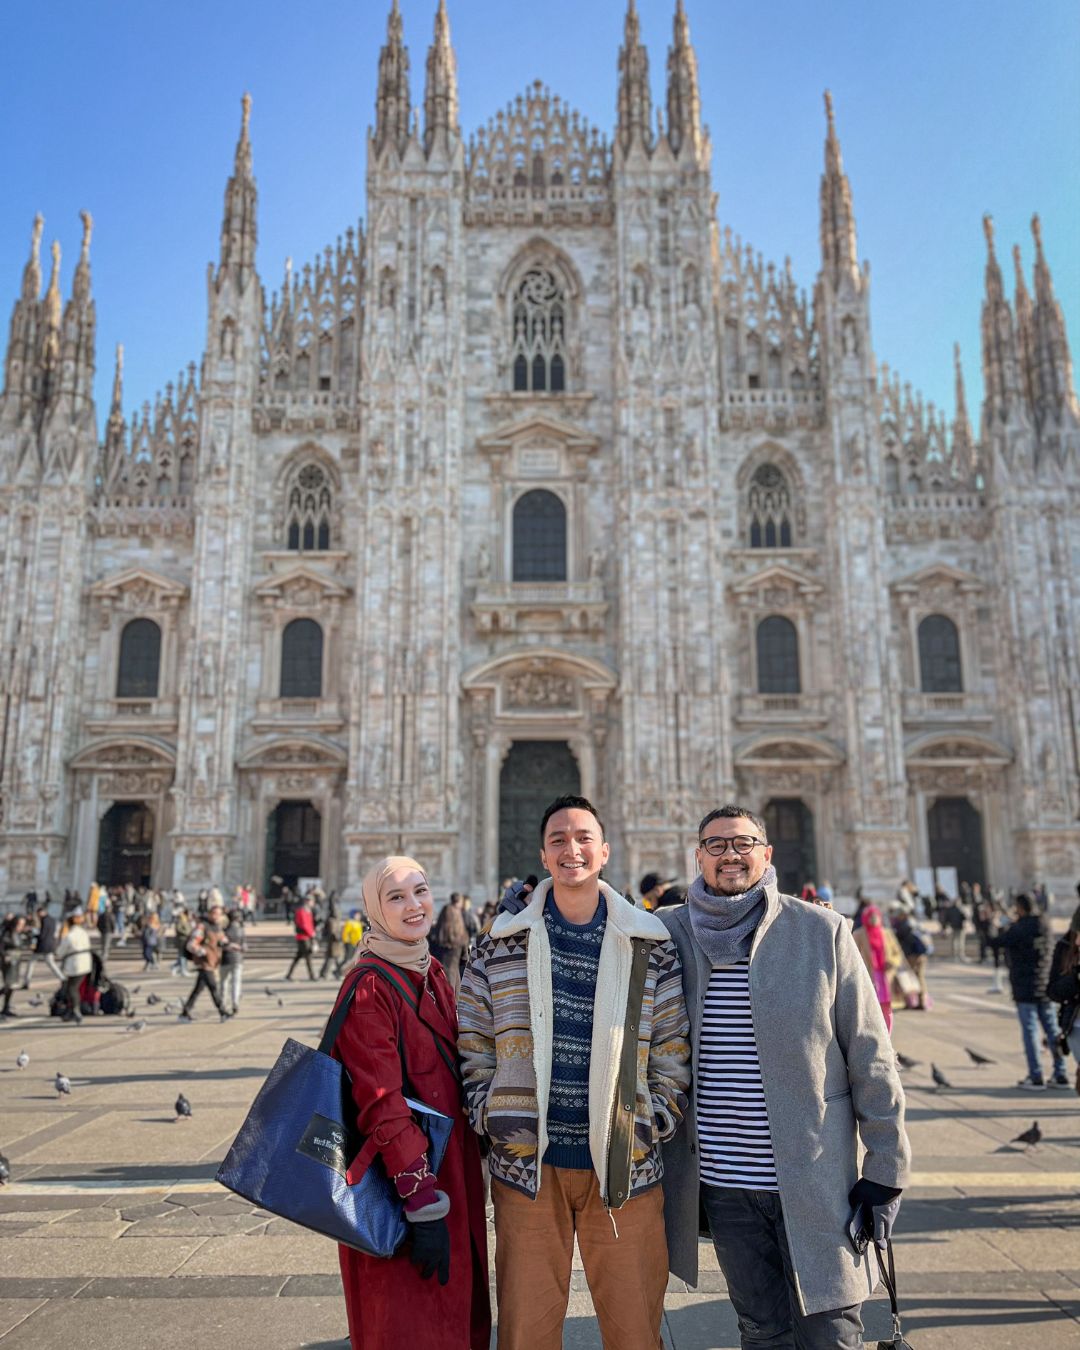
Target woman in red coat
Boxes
[332,855,490,1350]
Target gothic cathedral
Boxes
[2,1,1078,903]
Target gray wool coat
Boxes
[658,886,911,1317]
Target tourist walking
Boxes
[331,855,491,1350]
[892,909,932,1010]
[284,894,317,981]
[318,904,345,980]
[430,893,469,994]
[55,909,92,1025]
[1,916,27,1017]
[171,902,192,976]
[140,912,162,970]
[459,795,691,1350]
[659,805,910,1347]
[220,909,246,1014]
[853,905,904,1032]
[96,898,117,966]
[23,904,63,986]
[179,907,230,1021]
[1047,902,1080,1096]
[944,893,969,961]
[998,893,1070,1089]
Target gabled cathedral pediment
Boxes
[253,563,351,605]
[890,562,984,597]
[89,566,189,610]
[477,413,599,459]
[730,562,824,603]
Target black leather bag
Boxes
[874,1239,915,1349]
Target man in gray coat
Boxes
[659,804,910,1347]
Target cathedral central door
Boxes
[96,802,154,888]
[763,798,817,895]
[498,741,580,885]
[266,800,321,895]
[928,796,986,891]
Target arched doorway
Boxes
[499,741,580,885]
[266,800,321,896]
[928,796,986,890]
[763,798,816,895]
[96,802,154,887]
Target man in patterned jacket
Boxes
[459,794,691,1350]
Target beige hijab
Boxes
[358,855,431,975]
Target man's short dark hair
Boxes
[698,804,768,842]
[540,794,605,844]
[1014,893,1033,914]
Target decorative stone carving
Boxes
[505,671,575,709]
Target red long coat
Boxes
[331,956,491,1350]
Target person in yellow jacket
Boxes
[341,910,364,967]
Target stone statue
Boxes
[477,542,492,580]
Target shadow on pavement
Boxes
[897,1195,1080,1234]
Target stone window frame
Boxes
[253,566,350,712]
[273,444,343,553]
[497,242,583,396]
[116,617,163,699]
[88,569,188,714]
[917,613,964,693]
[505,483,574,583]
[755,614,801,694]
[736,445,807,549]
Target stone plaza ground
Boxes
[0,928,1077,1348]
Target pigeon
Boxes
[28,994,43,1008]
[930,1064,952,1091]
[1012,1120,1042,1149]
[146,993,161,1006]
[175,1093,192,1120]
[264,987,274,998]
[131,986,141,995]
[163,1003,177,1015]
[277,997,285,1009]
[965,1047,995,1067]
[15,1050,29,1070]
[55,1072,71,1098]
[128,1020,147,1034]
[0,1153,10,1185]
[896,1053,920,1071]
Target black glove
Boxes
[409,1215,450,1285]
[848,1177,902,1243]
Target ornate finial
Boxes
[241,91,252,137]
[31,214,43,258]
[79,209,93,260]
[111,343,124,408]
[1030,212,1044,257]
[982,213,995,254]
[824,89,834,125]
[48,240,61,290]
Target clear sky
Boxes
[2,0,1077,434]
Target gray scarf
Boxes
[688,865,775,967]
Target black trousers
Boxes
[286,939,316,980]
[183,969,225,1014]
[701,1184,864,1349]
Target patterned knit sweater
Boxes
[543,894,607,1170]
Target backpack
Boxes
[99,980,131,1016]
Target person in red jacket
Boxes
[331,855,490,1350]
[284,894,317,981]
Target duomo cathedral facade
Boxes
[1,1,1078,902]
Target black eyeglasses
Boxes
[698,834,766,857]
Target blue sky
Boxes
[2,0,1077,432]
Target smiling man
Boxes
[658,804,911,1348]
[459,794,690,1350]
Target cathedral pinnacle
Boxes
[375,0,411,157]
[952,343,976,475]
[617,0,652,155]
[71,209,93,306]
[21,214,43,301]
[1026,214,1079,430]
[667,0,702,160]
[819,91,859,286]
[423,0,459,156]
[218,93,258,288]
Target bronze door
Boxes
[763,798,817,896]
[96,802,154,888]
[498,741,580,885]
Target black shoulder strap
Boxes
[318,958,458,1079]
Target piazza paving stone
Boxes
[0,954,1077,1346]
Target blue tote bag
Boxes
[216,962,454,1257]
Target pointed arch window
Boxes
[116,618,161,698]
[513,489,567,581]
[280,618,323,698]
[918,615,962,693]
[756,616,800,694]
[748,463,793,548]
[510,266,567,393]
[284,462,333,551]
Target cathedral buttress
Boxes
[347,1,465,885]
[814,93,909,894]
[170,94,263,890]
[0,212,96,895]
